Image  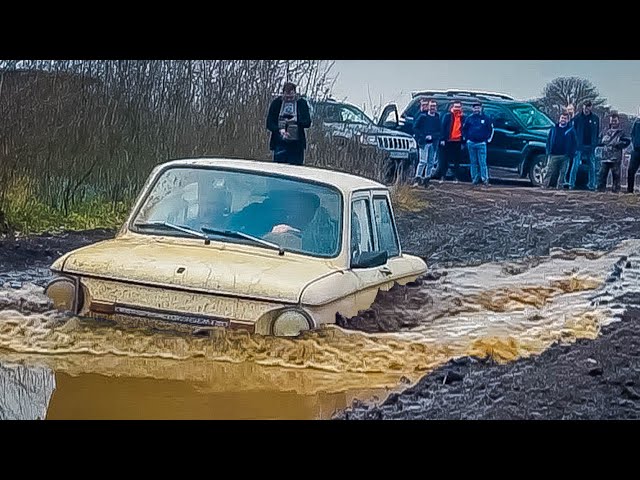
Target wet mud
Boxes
[2,184,640,419]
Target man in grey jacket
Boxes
[596,113,630,193]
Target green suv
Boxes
[378,90,557,186]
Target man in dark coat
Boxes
[266,82,312,166]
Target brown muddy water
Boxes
[1,239,639,420]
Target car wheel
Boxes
[528,155,547,187]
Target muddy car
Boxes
[45,158,427,337]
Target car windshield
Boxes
[132,167,343,258]
[508,105,554,129]
[315,103,373,125]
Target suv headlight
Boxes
[359,134,377,146]
[272,309,313,337]
[409,138,417,149]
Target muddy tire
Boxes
[528,154,547,187]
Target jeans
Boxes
[467,141,488,184]
[415,143,438,179]
[569,146,596,190]
[597,161,621,192]
[628,150,640,193]
[543,154,569,188]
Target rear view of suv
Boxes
[378,90,556,186]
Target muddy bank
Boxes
[0,229,115,287]
[395,184,640,268]
[337,306,640,420]
[337,262,640,420]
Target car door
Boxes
[483,105,526,168]
[350,191,421,291]
[349,192,383,290]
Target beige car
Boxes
[45,158,427,336]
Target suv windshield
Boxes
[131,167,343,258]
[508,104,554,129]
[315,103,373,125]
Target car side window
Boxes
[484,106,511,128]
[351,198,374,261]
[373,196,399,257]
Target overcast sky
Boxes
[330,60,640,117]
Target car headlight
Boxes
[359,134,377,146]
[409,138,417,149]
[45,276,80,312]
[272,309,312,337]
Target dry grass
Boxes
[389,184,429,212]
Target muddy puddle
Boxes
[1,239,639,419]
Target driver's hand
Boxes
[271,224,300,234]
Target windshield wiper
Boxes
[134,221,212,243]
[201,227,285,256]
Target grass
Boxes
[389,184,429,213]
[2,178,130,234]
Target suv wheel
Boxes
[528,155,548,187]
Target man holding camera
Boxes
[266,82,312,166]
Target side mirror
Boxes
[352,250,388,269]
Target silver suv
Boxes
[309,99,418,182]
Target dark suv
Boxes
[308,98,418,182]
[378,90,557,186]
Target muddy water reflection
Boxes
[1,240,639,419]
[0,362,55,419]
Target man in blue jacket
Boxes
[567,101,600,190]
[462,101,494,186]
[544,111,577,189]
[412,98,441,186]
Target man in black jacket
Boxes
[567,101,600,190]
[266,82,312,166]
[627,116,640,193]
[431,101,465,182]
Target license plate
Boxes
[114,305,230,328]
[390,151,409,159]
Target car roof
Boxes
[411,89,516,101]
[153,157,387,194]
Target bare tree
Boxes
[533,77,607,118]
[0,60,371,232]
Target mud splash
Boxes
[1,240,639,418]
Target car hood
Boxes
[55,237,343,304]
[324,122,413,138]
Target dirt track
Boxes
[2,183,640,419]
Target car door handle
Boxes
[380,266,393,276]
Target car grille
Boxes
[377,136,412,151]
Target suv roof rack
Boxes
[411,89,515,101]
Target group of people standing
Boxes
[543,101,639,193]
[264,82,640,194]
[412,98,494,187]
